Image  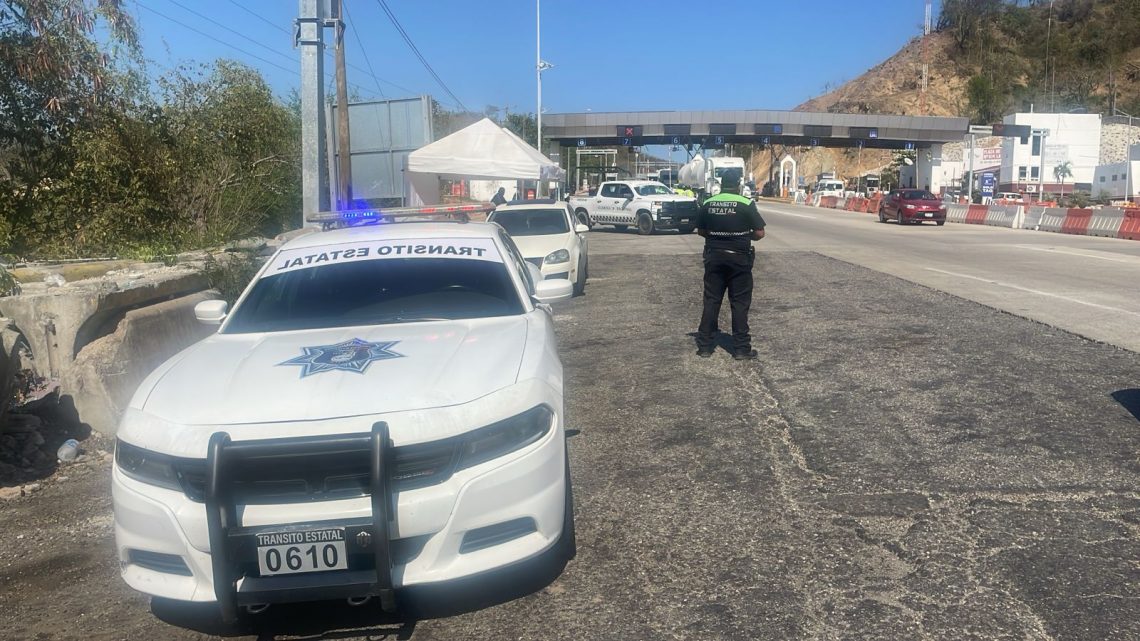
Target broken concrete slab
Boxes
[0,267,209,381]
[61,290,220,435]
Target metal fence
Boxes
[327,95,433,206]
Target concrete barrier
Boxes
[984,205,1023,228]
[835,197,847,210]
[1060,209,1093,235]
[1086,208,1126,238]
[1119,209,1140,240]
[965,204,989,224]
[61,290,219,434]
[1022,207,1046,230]
[945,204,970,223]
[1036,208,1069,232]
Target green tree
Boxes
[966,75,1005,124]
[504,112,537,148]
[1053,160,1073,198]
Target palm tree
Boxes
[1054,161,1073,199]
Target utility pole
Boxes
[333,0,352,210]
[297,0,326,226]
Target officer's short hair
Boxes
[720,168,743,191]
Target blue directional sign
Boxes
[714,135,725,145]
[577,138,586,147]
[980,172,996,197]
[671,136,681,145]
[761,136,770,145]
[621,137,633,147]
[904,142,916,151]
[810,137,819,147]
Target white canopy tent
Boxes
[405,118,565,205]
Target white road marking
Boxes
[923,268,1140,317]
[757,207,817,219]
[1014,245,1140,264]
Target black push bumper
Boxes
[205,424,397,622]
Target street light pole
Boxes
[536,0,541,151]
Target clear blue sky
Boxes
[129,0,943,113]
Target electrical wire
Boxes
[373,0,469,112]
[342,0,385,98]
[164,0,296,66]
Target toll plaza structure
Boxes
[542,109,971,193]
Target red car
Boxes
[879,189,947,225]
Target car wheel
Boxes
[878,208,887,223]
[572,259,586,296]
[615,224,628,232]
[558,450,576,561]
[574,208,592,229]
[678,225,695,234]
[936,220,946,226]
[897,212,905,225]
[637,213,654,235]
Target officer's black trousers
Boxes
[697,248,754,352]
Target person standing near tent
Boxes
[491,187,507,207]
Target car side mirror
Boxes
[194,299,228,326]
[533,279,573,304]
[575,224,590,233]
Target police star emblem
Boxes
[279,338,403,378]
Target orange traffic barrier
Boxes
[1060,208,1092,235]
[966,204,988,224]
[1117,209,1140,240]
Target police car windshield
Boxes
[489,209,569,236]
[223,258,524,333]
[636,184,673,196]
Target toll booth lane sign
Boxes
[981,172,996,197]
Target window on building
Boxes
[1031,135,1042,156]
[1018,166,1027,180]
[1031,166,1039,179]
[1100,176,1106,182]
[1112,175,1118,181]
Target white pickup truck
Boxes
[569,180,699,235]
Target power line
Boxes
[373,0,469,112]
[225,0,291,35]
[342,0,385,98]
[137,2,297,76]
[137,1,376,97]
[164,0,296,66]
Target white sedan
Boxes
[489,200,589,295]
[112,218,576,622]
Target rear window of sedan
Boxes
[900,190,937,200]
[489,209,570,236]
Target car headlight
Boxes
[544,249,570,264]
[457,405,554,470]
[116,439,185,492]
[905,204,916,210]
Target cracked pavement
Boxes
[0,229,1137,640]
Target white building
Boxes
[999,112,1101,196]
[1091,143,1139,203]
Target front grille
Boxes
[176,436,460,504]
[661,201,698,215]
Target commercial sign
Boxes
[1044,144,1069,166]
[980,172,996,197]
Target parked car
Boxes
[568,180,698,235]
[489,199,590,296]
[113,216,576,622]
[879,189,947,225]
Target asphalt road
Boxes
[1,222,1137,640]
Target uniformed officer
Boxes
[695,168,766,360]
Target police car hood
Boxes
[137,316,528,425]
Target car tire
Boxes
[615,224,628,232]
[572,259,586,296]
[678,225,695,234]
[574,208,593,229]
[558,450,577,561]
[637,213,654,235]
[936,220,946,226]
[878,208,887,223]
[897,212,905,225]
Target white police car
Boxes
[112,216,575,621]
